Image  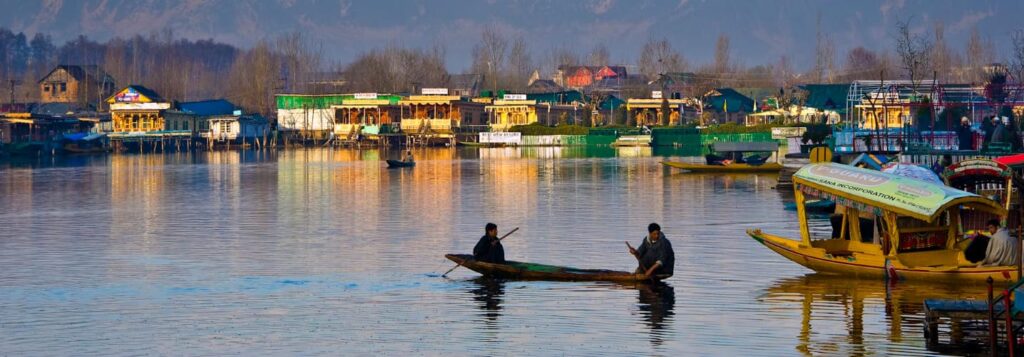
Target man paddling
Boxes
[627,223,675,279]
[474,223,506,264]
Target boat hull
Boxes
[386,159,415,168]
[445,254,660,282]
[661,161,783,173]
[747,229,1019,283]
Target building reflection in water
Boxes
[760,274,985,356]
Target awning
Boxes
[995,154,1024,168]
[794,163,1005,222]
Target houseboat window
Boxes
[60,83,66,92]
[183,121,189,130]
[44,85,50,92]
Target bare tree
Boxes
[929,21,962,83]
[844,47,880,78]
[812,13,836,83]
[507,35,532,91]
[588,44,610,66]
[343,45,447,93]
[637,38,686,81]
[895,18,933,86]
[470,26,508,94]
[714,34,730,72]
[227,41,279,116]
[1011,29,1024,84]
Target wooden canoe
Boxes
[386,159,415,168]
[457,141,504,148]
[445,254,662,282]
[661,161,783,173]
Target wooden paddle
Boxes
[442,227,519,277]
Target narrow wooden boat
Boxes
[386,159,415,168]
[661,161,783,173]
[663,141,783,173]
[444,254,661,282]
[749,163,1019,283]
[457,141,504,148]
[63,143,111,154]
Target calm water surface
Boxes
[0,148,987,355]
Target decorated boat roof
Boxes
[995,153,1024,168]
[794,163,1005,222]
[942,158,1012,182]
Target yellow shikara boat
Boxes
[749,163,1020,283]
[662,141,783,173]
[661,161,783,173]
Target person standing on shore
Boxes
[956,117,973,151]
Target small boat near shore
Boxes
[457,141,505,148]
[386,159,415,168]
[750,163,1017,283]
[663,141,782,173]
[444,254,661,282]
[662,161,783,173]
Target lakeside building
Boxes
[399,89,462,145]
[704,88,755,124]
[484,95,538,132]
[625,98,694,126]
[107,85,171,133]
[276,94,347,139]
[38,65,116,109]
[332,93,402,143]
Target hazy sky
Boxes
[1,0,1021,72]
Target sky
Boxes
[0,0,1021,72]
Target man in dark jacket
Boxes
[956,117,974,151]
[627,223,675,278]
[473,223,505,264]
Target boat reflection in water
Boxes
[759,274,986,355]
[469,277,506,327]
[634,282,676,347]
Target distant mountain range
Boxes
[1,0,1020,71]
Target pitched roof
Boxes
[526,79,563,93]
[106,85,165,104]
[39,65,114,84]
[654,72,697,86]
[177,99,236,116]
[559,65,627,78]
[705,88,755,113]
[449,74,482,90]
[527,90,584,104]
[801,84,850,113]
[734,87,778,102]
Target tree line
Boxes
[0,17,1020,117]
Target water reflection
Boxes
[635,282,676,346]
[469,277,505,326]
[760,274,986,356]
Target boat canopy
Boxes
[794,163,1005,222]
[711,141,778,152]
[942,159,1012,183]
[995,154,1024,168]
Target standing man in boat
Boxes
[404,150,415,163]
[474,223,505,264]
[627,223,675,279]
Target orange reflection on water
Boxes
[761,274,987,356]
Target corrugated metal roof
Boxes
[178,99,236,116]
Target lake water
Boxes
[0,148,988,355]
